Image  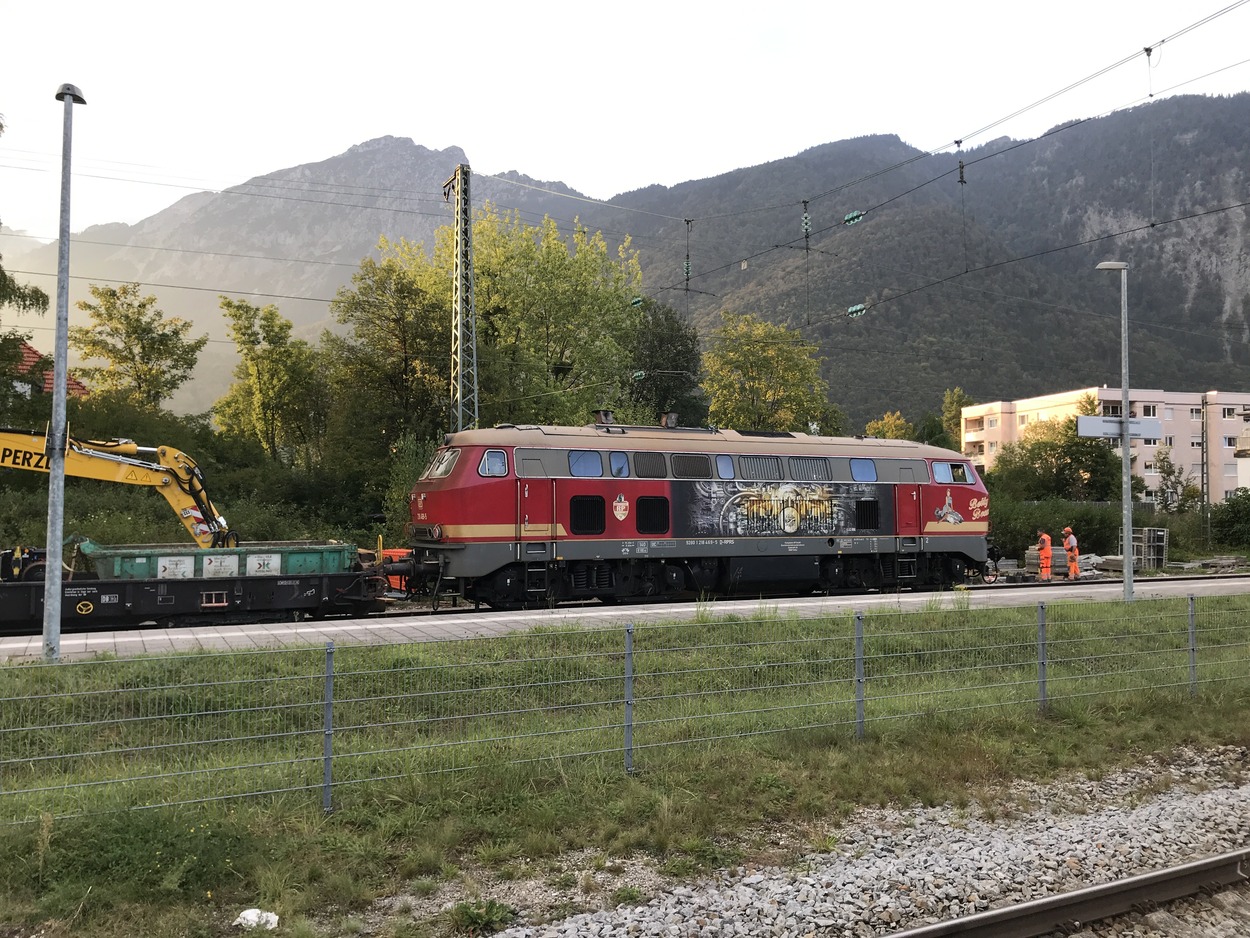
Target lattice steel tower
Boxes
[443,164,478,432]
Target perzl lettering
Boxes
[0,447,48,470]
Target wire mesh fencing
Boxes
[2,593,1248,823]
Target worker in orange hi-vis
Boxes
[1036,528,1053,581]
[1063,526,1080,580]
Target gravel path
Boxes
[448,746,1250,937]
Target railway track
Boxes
[890,849,1250,937]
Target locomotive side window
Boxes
[423,448,460,479]
[789,456,832,481]
[933,461,974,484]
[672,453,712,478]
[850,458,877,482]
[636,496,670,534]
[716,454,735,480]
[635,452,667,478]
[478,449,508,477]
[568,450,604,477]
[569,495,606,534]
[610,452,630,478]
[739,455,783,480]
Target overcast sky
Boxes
[2,0,1249,240]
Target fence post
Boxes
[624,623,635,774]
[1037,603,1048,714]
[323,641,335,813]
[1188,595,1198,697]
[855,609,865,739]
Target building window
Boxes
[1144,461,1156,473]
[1142,404,1157,418]
[1191,407,1203,419]
[1191,438,1203,448]
[1018,415,1029,426]
[1224,407,1238,419]
[1165,436,1174,446]
[1227,437,1238,448]
[1103,403,1122,417]
[988,441,997,452]
[987,417,998,429]
[1164,408,1174,420]
[1142,438,1159,446]
[1226,490,1240,500]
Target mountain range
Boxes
[4,92,1250,428]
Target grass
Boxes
[2,594,1250,936]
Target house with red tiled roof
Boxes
[14,340,89,398]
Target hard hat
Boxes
[1063,526,1072,533]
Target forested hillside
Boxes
[5,94,1250,427]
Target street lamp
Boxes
[43,83,86,661]
[1096,260,1133,601]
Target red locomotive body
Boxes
[404,423,989,607]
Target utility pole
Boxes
[443,164,478,433]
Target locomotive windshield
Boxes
[421,448,460,480]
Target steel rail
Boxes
[889,848,1250,937]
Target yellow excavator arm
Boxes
[0,427,235,549]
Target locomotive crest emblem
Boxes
[613,494,630,521]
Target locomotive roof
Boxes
[444,424,968,461]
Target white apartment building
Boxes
[961,387,1250,502]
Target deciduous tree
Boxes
[702,312,836,432]
[865,410,914,439]
[70,283,207,410]
[215,297,327,468]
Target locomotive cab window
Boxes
[568,450,604,477]
[423,448,460,479]
[850,458,877,482]
[933,461,974,484]
[610,452,630,478]
[478,449,508,477]
[716,454,735,480]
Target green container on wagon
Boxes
[75,538,361,581]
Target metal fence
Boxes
[3,594,1248,824]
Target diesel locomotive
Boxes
[402,418,990,607]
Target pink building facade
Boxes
[961,387,1250,503]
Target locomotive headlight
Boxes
[431,524,444,541]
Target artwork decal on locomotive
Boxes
[679,481,883,537]
[922,489,990,534]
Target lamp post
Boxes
[43,83,86,661]
[1096,260,1132,601]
